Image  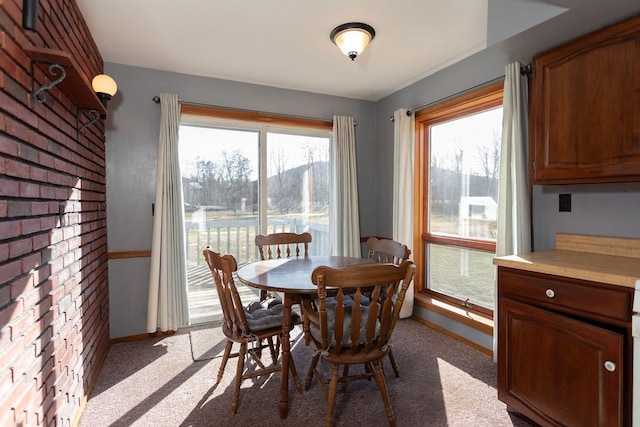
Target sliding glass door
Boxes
[179,118,331,323]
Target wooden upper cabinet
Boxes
[531,14,640,184]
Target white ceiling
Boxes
[76,1,490,101]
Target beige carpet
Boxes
[80,319,534,427]
[189,322,228,361]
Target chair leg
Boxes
[217,340,234,384]
[288,352,303,394]
[325,364,340,427]
[305,352,320,390]
[372,360,396,427]
[231,343,247,415]
[267,337,278,361]
[388,348,400,377]
[341,365,349,391]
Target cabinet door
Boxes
[498,298,624,427]
[531,15,640,184]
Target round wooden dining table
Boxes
[236,255,373,419]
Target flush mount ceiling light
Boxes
[330,22,376,61]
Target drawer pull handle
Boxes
[545,289,555,298]
[604,361,616,372]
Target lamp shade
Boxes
[330,23,375,60]
[92,74,118,97]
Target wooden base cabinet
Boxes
[497,267,633,427]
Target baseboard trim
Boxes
[110,330,177,344]
[108,250,151,259]
[410,315,493,358]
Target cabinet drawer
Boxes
[498,268,633,323]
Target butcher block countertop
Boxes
[493,233,640,288]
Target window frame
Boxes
[412,81,504,333]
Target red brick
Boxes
[0,134,18,156]
[0,259,21,284]
[11,378,38,426]
[7,200,30,217]
[0,329,28,369]
[18,181,40,198]
[0,177,19,197]
[9,238,32,258]
[0,298,23,331]
[31,233,49,252]
[48,257,64,276]
[0,242,8,262]
[9,310,34,342]
[0,76,18,111]
[37,151,55,169]
[0,366,13,404]
[17,104,37,129]
[4,115,30,141]
[28,131,47,151]
[29,165,48,183]
[20,252,41,274]
[34,357,55,391]
[38,215,56,231]
[30,201,49,216]
[21,218,41,235]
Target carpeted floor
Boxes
[79,319,534,426]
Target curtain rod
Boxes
[388,75,504,122]
[388,64,531,122]
[152,96,357,126]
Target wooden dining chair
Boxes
[367,237,411,265]
[202,247,302,415]
[255,231,312,300]
[366,237,411,377]
[300,260,415,427]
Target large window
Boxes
[415,82,503,321]
[178,107,332,323]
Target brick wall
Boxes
[0,1,110,425]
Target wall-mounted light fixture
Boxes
[92,74,118,107]
[78,74,117,137]
[330,22,375,61]
[77,74,117,137]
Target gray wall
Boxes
[104,0,640,341]
[532,183,640,250]
[104,65,375,338]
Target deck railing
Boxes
[185,218,329,267]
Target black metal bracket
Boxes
[520,63,533,76]
[77,109,101,139]
[30,61,67,109]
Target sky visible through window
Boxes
[179,125,259,179]
[179,125,329,180]
[430,107,503,175]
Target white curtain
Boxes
[147,93,189,333]
[330,115,361,257]
[494,62,533,358]
[393,108,415,318]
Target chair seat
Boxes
[244,297,301,331]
